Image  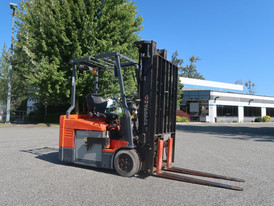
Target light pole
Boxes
[6,2,17,124]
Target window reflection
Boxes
[244,107,261,117]
[266,108,274,117]
[217,105,238,116]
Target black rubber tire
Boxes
[114,149,140,177]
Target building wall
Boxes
[216,116,238,123]
[261,107,266,117]
[244,117,257,122]
[182,90,274,123]
[238,106,244,123]
[210,91,274,123]
[208,101,216,123]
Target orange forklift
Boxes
[59,41,244,190]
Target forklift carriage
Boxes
[59,41,244,190]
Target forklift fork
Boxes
[156,139,245,191]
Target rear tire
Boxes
[114,149,140,177]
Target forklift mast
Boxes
[134,41,178,174]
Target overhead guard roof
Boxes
[70,52,137,71]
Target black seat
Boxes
[86,94,118,122]
[87,94,108,114]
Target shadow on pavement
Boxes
[176,124,274,142]
[20,147,149,179]
[21,147,62,164]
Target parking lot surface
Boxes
[0,123,273,206]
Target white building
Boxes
[180,77,274,123]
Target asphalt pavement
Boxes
[0,123,273,206]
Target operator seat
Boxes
[86,94,118,123]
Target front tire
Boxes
[114,149,140,177]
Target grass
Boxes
[35,123,59,127]
[0,122,14,126]
[0,122,59,127]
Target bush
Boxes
[254,116,263,122]
[263,115,271,122]
[176,110,190,120]
[44,113,63,123]
[176,116,183,122]
[176,116,190,122]
[181,116,190,122]
[27,110,44,123]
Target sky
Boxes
[134,0,274,96]
[1,0,274,96]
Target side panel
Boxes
[59,115,107,149]
[74,130,109,167]
[101,152,113,169]
[59,115,75,149]
[59,115,66,148]
[59,114,116,169]
[58,147,75,162]
[75,138,102,164]
[63,129,75,148]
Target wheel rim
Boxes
[117,153,134,173]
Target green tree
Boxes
[0,45,9,107]
[171,50,184,107]
[235,79,256,94]
[171,50,183,71]
[182,56,204,79]
[0,45,28,112]
[235,80,243,85]
[245,80,256,95]
[15,0,143,111]
[171,51,204,80]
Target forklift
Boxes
[59,41,244,191]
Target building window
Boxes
[266,108,274,117]
[183,90,210,100]
[217,105,238,116]
[182,101,208,121]
[200,103,208,117]
[244,107,261,117]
